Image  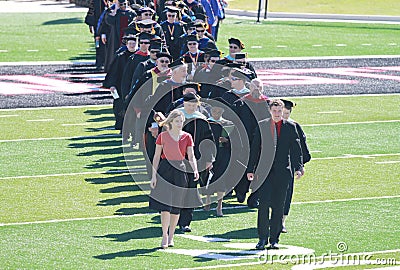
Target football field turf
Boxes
[0,94,399,269]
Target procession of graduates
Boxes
[86,0,311,251]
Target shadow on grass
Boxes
[42,18,83,25]
[94,226,161,242]
[93,248,160,260]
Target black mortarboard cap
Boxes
[186,34,199,43]
[182,83,201,92]
[136,19,156,29]
[138,6,155,14]
[150,40,162,51]
[194,13,207,22]
[118,0,126,3]
[231,67,253,82]
[183,92,200,102]
[137,32,154,41]
[228,37,245,50]
[165,5,180,13]
[122,34,137,41]
[205,49,223,58]
[225,62,244,69]
[168,58,186,69]
[156,52,173,62]
[281,99,296,109]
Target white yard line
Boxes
[0,168,146,180]
[312,153,400,160]
[0,134,120,143]
[302,119,400,127]
[1,195,399,227]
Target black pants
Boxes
[257,169,290,244]
[284,177,295,215]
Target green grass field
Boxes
[0,13,399,62]
[1,95,399,269]
[227,0,400,16]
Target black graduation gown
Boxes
[232,95,270,143]
[182,51,205,77]
[206,119,233,194]
[160,21,186,60]
[121,52,150,99]
[104,9,136,72]
[221,90,248,106]
[103,49,135,130]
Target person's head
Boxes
[156,52,173,70]
[206,50,221,68]
[122,35,137,52]
[149,40,162,60]
[211,106,224,120]
[281,99,296,120]
[160,109,185,130]
[194,23,206,38]
[249,78,263,98]
[183,93,200,114]
[137,32,153,51]
[166,6,179,23]
[182,83,200,95]
[186,34,199,52]
[185,22,196,34]
[117,0,127,10]
[268,99,285,123]
[139,7,154,20]
[228,37,244,57]
[169,60,188,81]
[230,68,249,90]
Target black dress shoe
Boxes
[255,239,267,250]
[180,225,192,233]
[267,242,279,250]
[236,193,246,203]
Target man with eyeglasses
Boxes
[160,6,186,60]
[123,40,163,145]
[181,34,205,81]
[192,49,221,88]
[120,32,154,104]
[193,22,217,52]
[221,68,252,106]
[128,52,173,149]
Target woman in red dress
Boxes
[149,109,199,249]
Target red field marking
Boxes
[0,75,102,96]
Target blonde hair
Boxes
[159,109,185,129]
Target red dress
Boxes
[149,131,194,214]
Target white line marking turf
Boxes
[1,195,399,227]
[26,118,54,122]
[302,119,400,127]
[0,114,18,117]
[316,111,343,114]
[375,161,400,164]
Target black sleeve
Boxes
[247,125,261,173]
[296,123,311,163]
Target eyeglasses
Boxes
[150,50,160,53]
[140,41,150,44]
[142,12,152,16]
[158,59,170,64]
[209,59,217,63]
[167,14,176,17]
[229,45,239,49]
[187,42,197,46]
[231,76,242,81]
[119,3,127,6]
[196,29,205,32]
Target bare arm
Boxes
[150,144,163,189]
[187,146,199,181]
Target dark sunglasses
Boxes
[167,14,176,17]
[150,50,160,53]
[209,59,217,63]
[142,12,152,16]
[229,45,239,49]
[187,42,197,46]
[196,29,205,32]
[158,59,170,64]
[231,76,242,81]
[140,41,150,44]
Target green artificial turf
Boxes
[0,13,399,62]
